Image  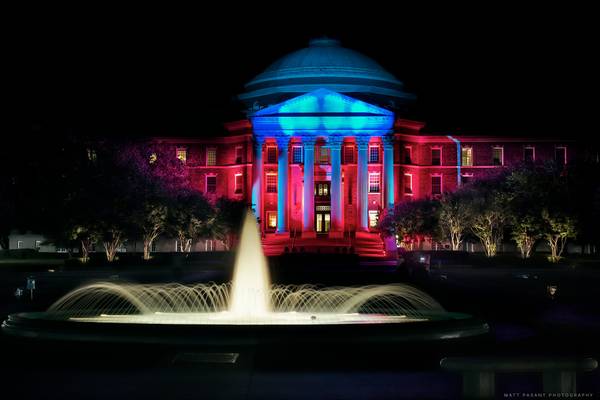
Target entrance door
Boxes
[315,206,331,234]
[314,182,331,234]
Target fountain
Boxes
[2,212,489,344]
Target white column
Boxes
[276,136,289,234]
[356,137,370,231]
[251,137,264,224]
[383,136,395,209]
[302,137,316,237]
[329,136,343,235]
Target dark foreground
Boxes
[1,254,599,399]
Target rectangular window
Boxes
[234,174,243,194]
[461,174,473,185]
[404,173,413,194]
[17,240,23,249]
[555,146,567,165]
[206,176,217,193]
[369,173,380,193]
[461,147,473,166]
[206,148,216,166]
[176,147,187,164]
[344,145,354,164]
[266,173,277,193]
[35,240,42,249]
[267,146,277,164]
[404,146,412,164]
[315,183,330,197]
[267,212,277,229]
[431,175,442,196]
[492,146,504,166]
[368,210,379,228]
[524,146,535,162]
[292,145,303,164]
[431,148,441,166]
[369,146,380,163]
[319,146,330,164]
[235,146,243,164]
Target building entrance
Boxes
[315,206,331,233]
[314,182,331,234]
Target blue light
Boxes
[251,89,394,137]
[322,93,345,130]
[349,100,369,130]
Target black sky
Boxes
[10,5,597,141]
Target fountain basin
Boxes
[2,311,489,346]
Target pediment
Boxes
[250,89,394,134]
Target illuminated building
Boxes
[151,38,582,257]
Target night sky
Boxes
[11,6,595,141]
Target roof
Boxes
[240,38,413,106]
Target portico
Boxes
[250,89,395,237]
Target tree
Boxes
[510,215,542,259]
[135,202,168,260]
[210,197,248,250]
[380,199,439,250]
[167,190,213,252]
[69,225,99,262]
[466,181,509,257]
[542,209,577,263]
[439,191,472,251]
[117,140,195,259]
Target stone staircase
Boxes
[354,231,388,259]
[262,231,388,259]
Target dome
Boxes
[239,38,413,108]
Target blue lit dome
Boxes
[240,38,413,109]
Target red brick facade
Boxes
[154,118,579,237]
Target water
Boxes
[49,211,446,325]
[229,211,271,316]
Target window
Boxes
[206,176,217,193]
[266,173,277,193]
[344,145,354,164]
[492,146,504,166]
[267,146,277,164]
[176,147,187,164]
[319,146,330,164]
[369,145,380,163]
[267,212,277,229]
[369,210,379,228]
[235,146,243,164]
[17,240,23,249]
[292,145,303,164]
[404,173,413,194]
[555,146,567,165]
[461,174,473,185]
[206,148,216,166]
[35,240,42,249]
[524,146,535,162]
[369,173,380,193]
[431,148,441,166]
[404,146,412,164]
[234,174,243,194]
[461,147,473,166]
[315,182,329,197]
[431,175,442,196]
[87,148,97,162]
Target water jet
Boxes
[2,212,488,345]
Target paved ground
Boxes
[0,258,599,399]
